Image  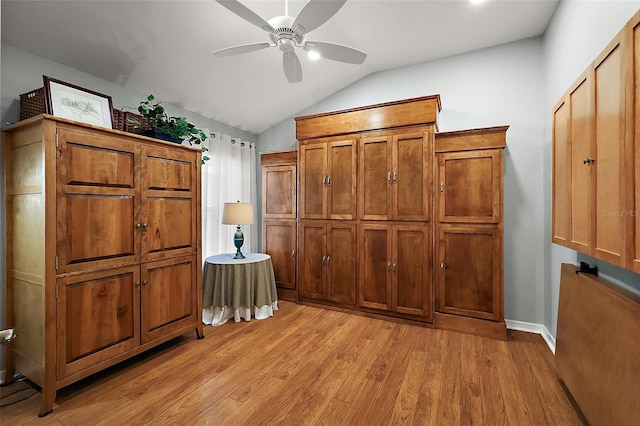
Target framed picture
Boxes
[43,76,113,128]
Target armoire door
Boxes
[393,224,431,319]
[327,139,357,220]
[393,131,430,221]
[437,225,502,321]
[262,165,296,219]
[141,256,197,344]
[359,136,392,221]
[140,145,198,261]
[299,221,327,299]
[438,149,502,224]
[358,223,392,310]
[299,142,327,219]
[56,127,139,273]
[326,223,357,305]
[263,220,297,290]
[56,265,140,379]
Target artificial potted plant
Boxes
[129,94,210,162]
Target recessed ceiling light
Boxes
[470,0,487,4]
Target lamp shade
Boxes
[222,202,254,225]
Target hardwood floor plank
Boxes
[0,302,582,425]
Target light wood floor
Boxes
[1,301,582,425]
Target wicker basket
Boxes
[112,109,126,131]
[124,111,152,133]
[19,87,47,120]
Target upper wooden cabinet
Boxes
[552,10,640,271]
[299,137,357,220]
[437,149,502,223]
[262,162,296,219]
[359,130,432,221]
[55,128,199,273]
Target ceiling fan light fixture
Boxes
[307,50,321,61]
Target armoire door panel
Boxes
[59,193,136,271]
[56,266,140,378]
[438,150,501,223]
[568,77,594,251]
[326,224,357,305]
[299,222,327,299]
[263,166,296,219]
[593,38,625,263]
[358,224,391,310]
[394,225,431,318]
[141,256,196,344]
[359,136,391,220]
[143,153,193,192]
[300,144,327,219]
[438,226,501,321]
[552,99,569,245]
[263,220,296,289]
[143,195,194,256]
[63,141,135,188]
[328,140,357,219]
[393,132,430,221]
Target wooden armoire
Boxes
[290,95,508,339]
[3,115,203,416]
[260,150,298,302]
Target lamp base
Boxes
[233,225,245,259]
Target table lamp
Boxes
[222,201,254,259]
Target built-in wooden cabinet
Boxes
[299,221,357,305]
[3,115,203,416]
[435,127,507,340]
[299,137,357,220]
[358,223,431,320]
[359,131,431,221]
[292,96,507,339]
[261,150,298,301]
[552,10,640,273]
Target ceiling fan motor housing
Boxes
[268,15,305,53]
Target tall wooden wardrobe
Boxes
[3,115,203,416]
[292,95,508,339]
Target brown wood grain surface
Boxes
[2,302,581,425]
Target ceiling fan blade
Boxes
[215,0,275,33]
[292,0,346,35]
[304,41,367,65]
[212,42,273,57]
[283,51,302,83]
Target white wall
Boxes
[542,0,640,336]
[260,36,547,325]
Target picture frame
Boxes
[43,75,113,128]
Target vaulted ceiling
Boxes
[1,0,559,134]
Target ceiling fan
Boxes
[212,0,367,83]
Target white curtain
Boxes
[201,131,257,260]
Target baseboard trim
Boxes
[506,319,556,354]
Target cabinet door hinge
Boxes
[55,254,59,270]
[440,182,444,193]
[56,130,59,147]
